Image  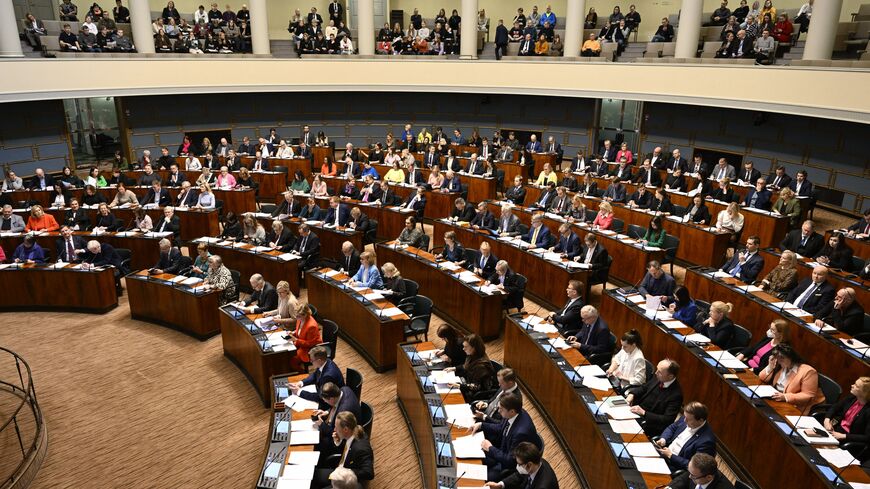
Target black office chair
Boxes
[365,219,378,245]
[318,319,339,359]
[460,184,469,202]
[401,295,433,341]
[359,401,374,439]
[517,223,529,236]
[855,331,870,344]
[587,332,618,367]
[644,359,655,381]
[308,304,319,321]
[115,248,132,274]
[662,234,680,274]
[177,256,193,274]
[259,203,277,214]
[627,224,646,240]
[534,432,545,454]
[611,218,625,233]
[695,299,711,316]
[215,198,224,218]
[402,279,419,298]
[418,234,430,252]
[229,268,241,301]
[672,204,687,217]
[346,367,363,400]
[817,373,842,406]
[728,324,752,350]
[734,479,753,489]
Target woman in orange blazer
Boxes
[288,302,322,373]
[25,205,60,232]
[759,344,825,412]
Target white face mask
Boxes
[766,329,776,339]
[516,463,529,475]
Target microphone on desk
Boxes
[615,428,646,462]
[448,471,467,489]
[435,418,456,459]
[830,451,860,488]
[786,401,814,445]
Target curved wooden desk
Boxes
[318,175,461,222]
[0,264,117,313]
[186,237,301,295]
[126,270,222,340]
[306,269,409,372]
[376,242,505,340]
[253,214,364,264]
[0,231,163,271]
[504,316,670,489]
[219,305,298,407]
[599,291,870,489]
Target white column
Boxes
[128,0,154,54]
[675,0,703,59]
[460,0,478,59]
[249,0,270,55]
[803,0,843,60]
[0,0,22,57]
[563,0,585,58]
[357,0,375,55]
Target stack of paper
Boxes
[567,261,591,269]
[625,442,661,458]
[278,253,299,262]
[746,385,778,398]
[379,307,403,316]
[280,395,320,412]
[608,418,642,434]
[582,375,613,392]
[707,350,748,369]
[452,432,486,458]
[439,261,460,271]
[444,403,477,428]
[661,320,686,330]
[685,333,712,344]
[456,462,489,482]
[786,416,839,445]
[625,294,645,304]
[532,323,559,334]
[575,364,607,377]
[431,370,462,385]
[458,271,480,283]
[549,337,571,350]
[816,447,861,468]
[288,430,320,445]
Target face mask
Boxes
[516,464,529,475]
[766,329,776,339]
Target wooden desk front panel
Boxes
[0,267,117,313]
[126,273,221,339]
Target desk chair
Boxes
[318,319,339,360]
[346,367,363,400]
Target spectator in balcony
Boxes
[518,32,534,56]
[208,3,223,24]
[514,7,527,29]
[772,13,793,51]
[716,31,735,57]
[152,17,165,35]
[651,17,674,42]
[539,20,554,41]
[417,20,431,40]
[223,19,239,46]
[59,23,82,51]
[794,0,813,38]
[706,0,731,26]
[325,19,338,40]
[340,35,354,54]
[164,17,179,38]
[534,33,549,55]
[478,9,489,32]
[23,13,46,51]
[237,19,250,52]
[96,25,115,50]
[758,13,774,34]
[114,28,135,51]
[113,0,129,23]
[549,34,563,56]
[161,1,180,23]
[733,0,750,23]
[755,29,775,63]
[581,33,601,57]
[508,21,523,42]
[608,5,624,26]
[721,16,739,40]
[81,15,98,37]
[760,0,776,22]
[626,4,641,31]
[584,7,597,29]
[540,5,556,27]
[60,0,79,21]
[155,29,173,52]
[222,4,235,25]
[448,9,461,31]
[743,14,759,38]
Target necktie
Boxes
[338,439,351,467]
[774,176,780,187]
[480,254,486,268]
[159,220,166,232]
[300,236,307,250]
[335,208,340,225]
[502,421,511,438]
[795,283,817,309]
[718,168,725,180]
[800,235,808,247]
[745,171,751,181]
[550,144,555,152]
[67,239,75,261]
[531,226,540,246]
[585,247,594,264]
[730,259,742,278]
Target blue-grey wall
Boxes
[0,100,70,177]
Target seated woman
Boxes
[715,202,745,246]
[290,170,311,193]
[299,197,322,220]
[592,201,614,230]
[684,194,711,225]
[440,231,465,264]
[606,329,646,390]
[51,185,72,208]
[814,233,855,271]
[446,334,498,402]
[435,324,467,366]
[274,140,294,159]
[82,185,107,206]
[710,177,735,202]
[759,344,824,411]
[428,165,445,189]
[132,207,153,231]
[241,213,266,244]
[737,319,789,374]
[59,166,82,188]
[379,262,407,301]
[196,182,216,209]
[641,216,666,248]
[85,167,107,188]
[772,187,801,229]
[235,167,259,192]
[320,157,338,177]
[384,161,405,183]
[693,301,735,349]
[12,235,45,264]
[190,243,211,278]
[339,175,359,199]
[287,302,323,372]
[759,249,799,298]
[351,251,383,289]
[821,376,870,463]
[535,163,558,186]
[668,286,698,325]
[219,212,242,240]
[262,280,300,328]
[566,195,588,223]
[397,216,424,248]
[534,33,549,55]
[94,203,121,231]
[204,255,237,305]
[25,205,59,232]
[310,175,329,198]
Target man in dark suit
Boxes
[488,261,524,310]
[720,236,764,283]
[402,187,427,219]
[327,0,342,23]
[166,164,187,187]
[525,214,551,248]
[742,178,772,210]
[548,279,584,333]
[504,176,526,205]
[473,393,540,482]
[578,175,598,197]
[565,305,611,355]
[465,156,486,176]
[599,140,616,162]
[627,186,653,209]
[267,221,295,252]
[626,359,684,437]
[668,453,734,489]
[473,242,499,277]
[544,136,562,161]
[602,181,626,203]
[376,181,398,206]
[738,161,761,184]
[422,146,440,168]
[325,196,351,227]
[575,235,610,283]
[152,238,184,274]
[473,368,523,423]
[405,165,424,186]
[847,208,870,239]
[633,159,662,187]
[443,171,463,193]
[471,202,496,230]
[648,147,667,170]
[153,207,181,236]
[668,149,689,174]
[342,158,363,179]
[291,346,345,405]
[56,225,88,262]
[496,145,514,163]
[450,197,476,222]
[765,166,792,190]
[63,199,90,230]
[315,382,359,449]
[313,412,374,487]
[359,176,382,203]
[291,224,321,270]
[273,191,300,218]
[237,137,255,155]
[29,168,55,190]
[241,274,278,314]
[492,442,559,489]
[342,143,361,162]
[494,19,509,60]
[84,239,126,290]
[338,241,361,277]
[249,151,269,171]
[780,220,824,257]
[347,207,369,234]
[517,33,534,55]
[789,169,813,198]
[142,181,171,207]
[814,287,865,336]
[591,158,609,176]
[551,224,581,259]
[175,181,199,207]
[656,402,716,472]
[786,265,836,317]
[530,182,557,209]
[610,159,633,182]
[548,187,571,214]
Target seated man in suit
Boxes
[0,204,26,232]
[83,239,126,290]
[574,234,610,283]
[742,178,772,210]
[337,241,361,276]
[601,180,626,203]
[473,242,499,277]
[153,206,181,237]
[324,196,351,227]
[405,164,424,187]
[175,181,199,207]
[313,382,360,451]
[525,214,551,248]
[273,190,300,218]
[529,182,557,209]
[780,220,824,258]
[291,223,320,270]
[471,202,496,231]
[565,305,611,355]
[710,158,736,182]
[347,207,369,234]
[626,359,684,437]
[450,197,476,222]
[737,161,761,185]
[400,187,427,219]
[627,185,652,209]
[551,223,581,259]
[548,186,571,214]
[313,412,374,488]
[488,441,559,489]
[639,260,676,301]
[486,260,524,311]
[442,171,463,194]
[63,199,89,230]
[720,235,764,283]
[358,175,381,203]
[290,346,345,407]
[669,453,735,489]
[786,265,836,318]
[610,158,634,183]
[241,273,278,314]
[142,180,171,207]
[464,154,486,176]
[847,207,870,240]
[29,168,55,190]
[56,225,88,262]
[633,159,662,187]
[473,368,522,423]
[547,279,584,334]
[814,287,865,336]
[789,169,813,198]
[167,166,187,188]
[504,175,527,206]
[267,220,295,252]
[298,197,322,220]
[765,166,792,190]
[151,238,184,274]
[655,401,716,472]
[471,393,540,482]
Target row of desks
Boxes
[0,231,163,271]
[0,265,118,313]
[760,248,870,311]
[184,237,301,296]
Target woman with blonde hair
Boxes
[758,250,799,298]
[772,187,801,229]
[593,201,614,230]
[287,302,323,372]
[694,301,735,348]
[380,262,407,300]
[196,182,216,209]
[274,140,294,159]
[241,213,266,244]
[263,280,300,327]
[716,201,745,246]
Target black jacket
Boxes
[154,248,184,274]
[55,236,88,262]
[499,459,559,489]
[153,215,181,236]
[818,302,865,336]
[243,281,278,314]
[627,377,683,437]
[63,208,90,230]
[786,279,836,318]
[504,185,527,205]
[451,204,476,222]
[827,395,870,450]
[551,297,583,334]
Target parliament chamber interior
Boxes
[0,1,869,489]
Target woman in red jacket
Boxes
[288,302,323,372]
[772,13,794,45]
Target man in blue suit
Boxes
[291,346,344,409]
[525,214,551,248]
[551,223,580,259]
[788,170,813,198]
[324,196,351,227]
[656,401,716,472]
[720,236,764,283]
[565,305,611,354]
[473,393,540,482]
[525,134,542,153]
[742,178,772,210]
[314,382,360,450]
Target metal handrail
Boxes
[0,347,45,489]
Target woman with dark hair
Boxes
[642,216,666,248]
[737,319,789,374]
[684,194,711,225]
[668,286,698,325]
[606,329,646,389]
[447,334,498,402]
[759,343,824,411]
[59,166,82,189]
[51,184,73,208]
[219,211,242,240]
[435,324,466,366]
[290,170,310,193]
[177,134,194,155]
[814,233,855,271]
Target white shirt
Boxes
[774,365,798,393]
[583,245,596,264]
[668,420,705,456]
[612,347,646,386]
[185,157,202,171]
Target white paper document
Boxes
[633,456,672,475]
[608,419,642,434]
[685,333,712,344]
[290,420,316,432]
[816,448,861,468]
[289,430,321,445]
[456,462,489,481]
[452,432,486,458]
[625,294,645,304]
[549,337,572,350]
[279,463,315,479]
[431,370,462,384]
[444,404,476,428]
[747,385,778,398]
[532,323,559,334]
[607,406,641,420]
[707,350,748,369]
[287,450,320,466]
[575,364,607,377]
[582,375,613,392]
[625,442,661,458]
[661,320,686,330]
[281,395,320,411]
[786,416,840,445]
